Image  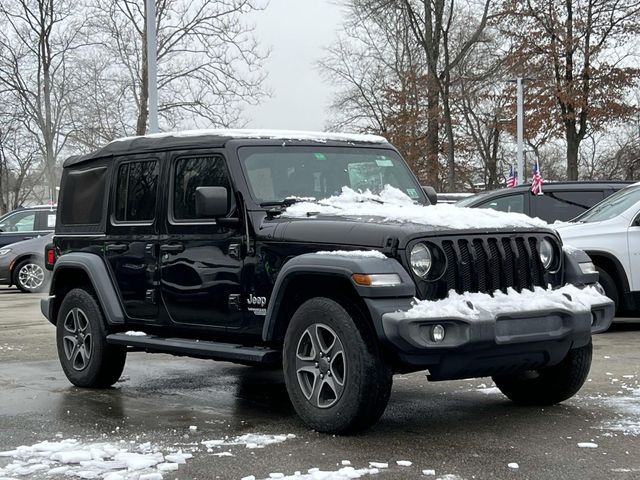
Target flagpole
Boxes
[516,78,524,185]
[146,0,159,134]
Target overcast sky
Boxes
[245,0,345,131]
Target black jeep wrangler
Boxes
[42,130,613,434]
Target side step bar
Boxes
[106,333,281,366]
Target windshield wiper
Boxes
[261,197,317,216]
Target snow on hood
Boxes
[282,186,549,230]
[400,284,608,320]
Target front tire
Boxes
[492,341,592,405]
[56,288,127,388]
[283,297,392,434]
[14,259,47,293]
[596,267,618,313]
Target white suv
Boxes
[556,182,640,315]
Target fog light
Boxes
[432,324,445,342]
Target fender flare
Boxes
[48,252,125,325]
[581,249,630,293]
[262,253,415,342]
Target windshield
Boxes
[239,146,427,205]
[456,191,493,207]
[572,184,640,223]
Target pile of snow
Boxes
[0,439,191,479]
[283,186,549,230]
[249,466,383,480]
[111,129,387,145]
[315,250,387,259]
[400,284,608,320]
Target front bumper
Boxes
[0,258,11,284]
[365,292,614,380]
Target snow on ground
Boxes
[399,284,608,320]
[315,250,387,259]
[0,433,296,479]
[599,386,640,436]
[283,186,549,230]
[0,439,189,479]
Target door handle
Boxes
[106,243,128,253]
[160,243,185,254]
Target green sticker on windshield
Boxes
[406,188,418,198]
[314,153,327,160]
[375,159,393,167]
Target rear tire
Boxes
[492,341,592,405]
[283,297,392,434]
[56,288,127,388]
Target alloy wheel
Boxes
[295,323,346,408]
[62,308,93,371]
[18,263,44,290]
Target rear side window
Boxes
[115,160,159,222]
[533,190,604,222]
[60,167,107,225]
[173,156,232,220]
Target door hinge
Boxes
[145,289,156,304]
[228,243,242,259]
[228,294,241,311]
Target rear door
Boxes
[104,156,161,321]
[160,151,243,329]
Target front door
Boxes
[104,157,161,320]
[160,152,243,329]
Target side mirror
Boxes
[422,186,438,205]
[195,186,229,218]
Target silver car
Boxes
[0,233,53,293]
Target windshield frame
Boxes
[571,184,640,223]
[236,144,429,209]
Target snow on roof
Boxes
[283,186,549,230]
[109,129,388,145]
[399,284,608,320]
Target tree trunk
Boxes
[425,75,440,186]
[488,122,499,189]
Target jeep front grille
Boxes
[414,234,562,300]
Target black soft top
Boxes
[63,130,389,168]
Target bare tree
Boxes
[84,0,269,137]
[0,0,85,202]
[501,0,640,180]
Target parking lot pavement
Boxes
[0,285,639,480]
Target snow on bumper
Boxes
[380,284,614,353]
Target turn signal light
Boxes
[351,273,401,286]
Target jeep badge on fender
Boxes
[42,129,613,434]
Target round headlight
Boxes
[410,243,432,278]
[539,238,554,269]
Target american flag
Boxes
[531,161,543,195]
[506,164,518,188]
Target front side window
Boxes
[0,211,36,232]
[115,160,158,222]
[173,156,231,220]
[478,194,524,214]
[239,146,427,205]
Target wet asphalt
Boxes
[0,286,639,480]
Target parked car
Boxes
[42,129,612,434]
[0,205,57,247]
[556,182,640,316]
[456,182,631,223]
[0,233,53,293]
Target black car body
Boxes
[0,233,53,292]
[457,182,631,223]
[41,130,613,433]
[0,206,57,247]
